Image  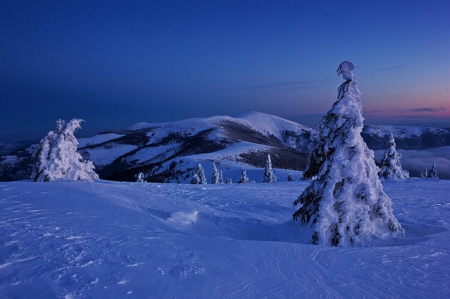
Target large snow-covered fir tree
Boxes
[378,134,409,180]
[211,162,220,184]
[191,163,207,184]
[262,154,277,183]
[31,119,99,182]
[292,61,404,246]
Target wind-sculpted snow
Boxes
[0,180,449,298]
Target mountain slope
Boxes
[85,111,313,182]
[0,111,312,182]
[1,111,449,182]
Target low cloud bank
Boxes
[375,147,450,179]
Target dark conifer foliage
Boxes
[293,62,404,246]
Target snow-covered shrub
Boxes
[31,119,99,182]
[262,154,277,183]
[237,170,249,184]
[190,174,199,184]
[226,178,232,184]
[292,61,404,246]
[420,168,428,178]
[287,173,295,182]
[136,172,146,182]
[378,134,409,180]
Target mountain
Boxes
[0,111,313,182]
[0,140,38,156]
[1,111,449,182]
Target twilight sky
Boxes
[1,0,449,142]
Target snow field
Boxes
[0,179,449,298]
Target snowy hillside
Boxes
[0,111,312,182]
[1,179,449,298]
[1,111,450,181]
[234,110,312,145]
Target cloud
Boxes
[375,65,406,72]
[405,107,446,113]
[244,80,317,90]
[363,110,381,114]
[374,147,450,179]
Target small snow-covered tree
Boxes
[218,170,224,184]
[190,174,200,184]
[211,162,220,184]
[191,163,207,184]
[287,173,295,182]
[428,162,439,179]
[292,61,404,246]
[378,134,409,180]
[31,119,99,182]
[136,172,146,182]
[421,163,439,179]
[420,167,428,178]
[263,154,277,183]
[226,178,232,184]
[237,170,249,184]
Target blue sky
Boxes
[1,0,449,141]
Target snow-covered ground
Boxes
[1,179,449,298]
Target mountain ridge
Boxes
[1,111,449,182]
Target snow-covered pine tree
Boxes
[211,162,220,184]
[292,61,404,246]
[420,167,428,178]
[301,130,323,180]
[287,173,295,182]
[31,119,99,182]
[191,163,207,184]
[218,170,224,184]
[427,162,439,179]
[237,170,249,184]
[378,134,409,180]
[262,154,277,183]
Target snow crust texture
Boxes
[0,180,449,298]
[294,62,404,246]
